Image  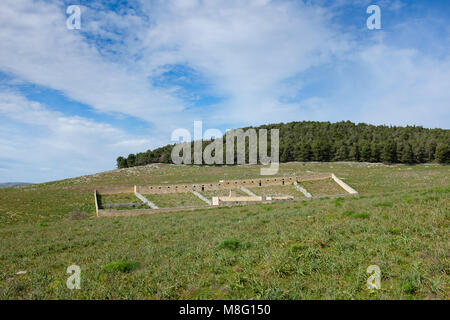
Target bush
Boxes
[102,261,140,273]
[216,238,250,251]
[354,212,370,219]
[402,273,421,294]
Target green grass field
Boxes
[0,162,448,299]
[298,178,347,197]
[248,184,299,197]
[98,194,150,210]
[200,188,249,198]
[145,192,207,208]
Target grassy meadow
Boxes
[0,162,448,299]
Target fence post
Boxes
[94,190,99,217]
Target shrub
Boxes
[354,212,370,219]
[102,260,140,273]
[402,273,421,294]
[216,238,250,251]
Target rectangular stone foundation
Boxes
[94,173,358,217]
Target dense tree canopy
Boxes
[117,121,450,168]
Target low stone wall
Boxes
[267,195,293,201]
[93,173,354,218]
[331,174,358,194]
[240,186,257,196]
[97,205,213,217]
[191,191,212,205]
[134,190,159,209]
[96,185,134,195]
[135,174,332,195]
[218,196,263,202]
[96,191,356,218]
[293,181,312,198]
[95,174,332,195]
[102,203,140,208]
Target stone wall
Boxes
[331,174,358,194]
[135,173,332,195]
[97,206,211,217]
[96,185,134,195]
[95,173,334,196]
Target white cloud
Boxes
[0,91,155,182]
[138,0,349,125]
[0,0,183,124]
[0,0,353,147]
[356,44,450,127]
[306,42,450,128]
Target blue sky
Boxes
[0,0,449,182]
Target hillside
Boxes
[117,121,450,168]
[0,162,448,299]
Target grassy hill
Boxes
[0,162,448,299]
[117,121,450,168]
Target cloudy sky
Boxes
[0,0,449,183]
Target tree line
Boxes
[117,121,450,168]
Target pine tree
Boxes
[415,144,426,163]
[349,144,360,161]
[126,154,136,167]
[401,143,415,164]
[360,143,372,162]
[116,156,128,169]
[299,144,312,161]
[116,121,449,168]
[281,147,292,162]
[334,144,348,161]
[426,140,437,161]
[381,141,397,163]
[434,142,450,164]
[370,142,381,162]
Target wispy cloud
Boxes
[0,0,183,122]
[0,90,154,182]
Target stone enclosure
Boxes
[94,173,358,217]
